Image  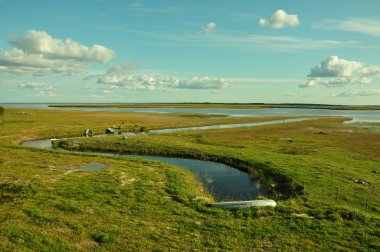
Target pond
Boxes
[22,138,266,201]
[126,155,266,201]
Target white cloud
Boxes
[259,9,299,29]
[334,89,380,97]
[97,75,132,85]
[98,74,228,90]
[36,90,61,98]
[301,56,380,88]
[202,22,217,33]
[18,81,61,97]
[318,18,380,38]
[92,63,229,91]
[112,26,363,52]
[101,89,113,94]
[83,61,137,82]
[300,77,372,88]
[361,66,380,77]
[9,30,115,63]
[308,56,363,78]
[0,48,89,75]
[19,82,54,90]
[106,61,137,75]
[0,30,115,76]
[0,48,58,75]
[129,3,178,13]
[157,32,357,52]
[178,76,228,89]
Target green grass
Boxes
[0,108,380,251]
[58,118,380,214]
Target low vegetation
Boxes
[0,108,379,251]
[56,117,380,214]
[0,106,4,121]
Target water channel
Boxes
[22,118,318,201]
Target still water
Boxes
[2,103,380,122]
[127,155,265,201]
[22,138,265,201]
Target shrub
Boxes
[91,231,115,244]
[0,183,36,203]
[0,106,3,121]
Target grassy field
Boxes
[50,103,380,110]
[1,108,380,251]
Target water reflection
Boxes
[131,155,267,201]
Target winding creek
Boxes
[23,118,316,201]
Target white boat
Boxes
[210,199,277,209]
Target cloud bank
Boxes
[19,82,53,90]
[259,10,299,29]
[97,73,228,90]
[92,63,228,91]
[0,30,115,75]
[318,18,380,38]
[334,90,380,97]
[18,82,61,97]
[301,56,380,88]
[9,30,114,62]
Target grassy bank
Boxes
[1,108,380,250]
[56,118,380,216]
[1,108,290,146]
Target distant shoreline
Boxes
[48,103,380,110]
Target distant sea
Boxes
[1,103,379,122]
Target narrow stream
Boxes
[22,117,315,201]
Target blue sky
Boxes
[1,0,380,104]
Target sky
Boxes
[1,0,380,105]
